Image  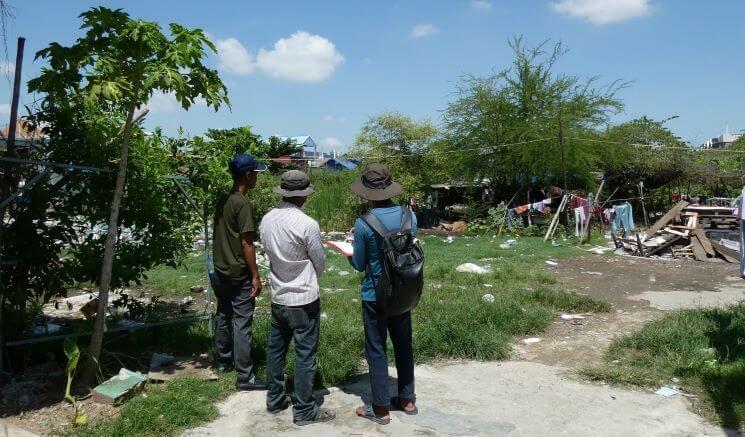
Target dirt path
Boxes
[182,252,741,436]
[515,253,741,367]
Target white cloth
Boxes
[574,207,586,237]
[259,202,325,306]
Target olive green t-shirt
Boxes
[213,190,255,278]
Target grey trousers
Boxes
[266,299,320,422]
[211,270,257,384]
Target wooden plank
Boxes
[643,201,690,242]
[663,228,689,237]
[690,236,708,261]
[645,235,682,256]
[691,229,715,256]
[710,240,739,263]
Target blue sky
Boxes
[2,0,744,152]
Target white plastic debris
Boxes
[444,236,454,244]
[483,284,493,288]
[338,271,350,276]
[320,312,328,320]
[545,260,559,266]
[582,271,603,276]
[522,337,542,344]
[560,314,586,320]
[482,293,495,303]
[655,386,678,397]
[456,263,491,274]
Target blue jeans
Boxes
[362,300,415,407]
[210,270,257,385]
[266,300,320,422]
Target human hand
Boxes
[250,277,262,298]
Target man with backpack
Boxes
[348,164,424,425]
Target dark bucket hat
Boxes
[273,170,315,197]
[350,163,403,201]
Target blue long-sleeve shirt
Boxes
[349,205,418,301]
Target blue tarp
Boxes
[320,158,357,172]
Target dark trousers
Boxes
[211,270,256,384]
[362,300,415,407]
[266,299,320,422]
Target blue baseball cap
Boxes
[229,154,267,178]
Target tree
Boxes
[348,111,441,199]
[444,37,625,195]
[28,7,228,386]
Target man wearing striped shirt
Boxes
[259,170,335,425]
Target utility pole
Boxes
[6,37,25,156]
[558,108,569,230]
[1,37,26,372]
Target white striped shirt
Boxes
[259,202,325,306]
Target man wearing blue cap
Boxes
[211,154,268,390]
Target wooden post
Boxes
[544,194,568,242]
[638,181,649,229]
[580,179,604,244]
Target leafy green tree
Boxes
[443,37,625,194]
[348,111,441,200]
[28,7,228,385]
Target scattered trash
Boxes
[181,296,194,306]
[506,239,517,246]
[560,314,586,320]
[522,337,542,344]
[551,240,561,247]
[482,293,495,303]
[654,386,679,397]
[456,263,491,274]
[545,260,558,266]
[444,236,454,244]
[582,271,603,276]
[190,285,204,294]
[320,312,328,320]
[29,323,63,336]
[93,368,147,404]
[483,284,493,288]
[338,270,350,276]
[352,298,359,303]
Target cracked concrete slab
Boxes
[628,285,745,311]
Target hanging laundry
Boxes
[574,207,586,237]
[611,202,634,233]
[530,202,545,212]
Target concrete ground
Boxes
[183,361,726,437]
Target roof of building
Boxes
[278,135,317,149]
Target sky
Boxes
[1,0,744,153]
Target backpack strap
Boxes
[400,205,412,232]
[362,210,390,237]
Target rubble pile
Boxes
[616,201,740,262]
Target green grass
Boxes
[139,251,207,295]
[82,235,609,436]
[580,304,745,430]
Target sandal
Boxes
[390,396,418,415]
[356,404,391,425]
[295,407,336,426]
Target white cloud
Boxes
[471,1,492,11]
[144,91,207,113]
[320,137,343,149]
[323,115,346,124]
[0,62,14,77]
[410,23,439,39]
[216,37,256,75]
[0,103,10,115]
[550,0,652,25]
[256,31,344,83]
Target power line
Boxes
[565,137,745,154]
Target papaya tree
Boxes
[28,7,229,385]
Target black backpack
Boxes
[362,206,424,316]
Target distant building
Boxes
[0,119,48,153]
[699,126,742,149]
